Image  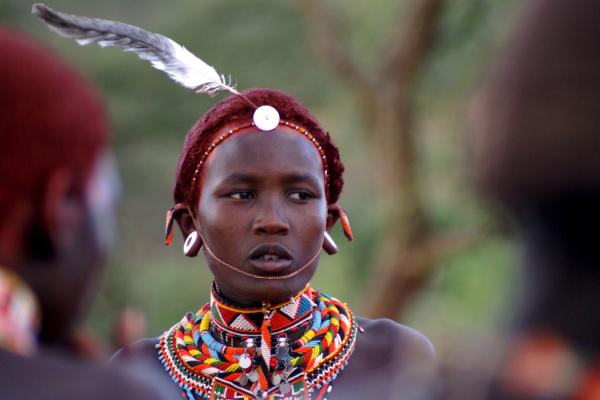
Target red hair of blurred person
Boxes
[174,88,345,209]
[0,27,108,226]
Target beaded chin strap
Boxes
[164,108,354,250]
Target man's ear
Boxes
[41,168,82,253]
[326,204,340,232]
[173,205,197,239]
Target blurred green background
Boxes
[3,0,523,362]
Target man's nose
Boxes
[252,195,289,236]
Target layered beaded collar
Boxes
[157,284,358,400]
[0,267,38,356]
[209,284,315,343]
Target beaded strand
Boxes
[190,121,329,196]
[157,288,357,399]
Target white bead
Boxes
[239,353,251,369]
[272,373,281,386]
[248,369,259,382]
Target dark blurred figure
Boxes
[0,27,164,399]
[471,0,600,398]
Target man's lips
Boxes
[247,243,293,274]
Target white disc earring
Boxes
[183,230,202,257]
[323,231,338,255]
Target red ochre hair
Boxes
[174,88,345,209]
[0,27,108,221]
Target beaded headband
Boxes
[190,120,329,196]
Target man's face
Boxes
[197,126,327,305]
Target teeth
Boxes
[259,254,280,261]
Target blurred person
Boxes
[469,0,600,398]
[31,4,437,399]
[0,26,165,399]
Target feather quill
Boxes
[31,3,240,97]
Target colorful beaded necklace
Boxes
[157,284,358,400]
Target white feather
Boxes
[32,3,239,96]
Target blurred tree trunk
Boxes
[299,0,480,318]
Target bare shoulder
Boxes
[112,337,158,363]
[331,317,436,399]
[356,316,436,369]
[112,337,182,400]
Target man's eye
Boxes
[229,191,254,200]
[288,191,313,201]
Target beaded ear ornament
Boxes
[33,2,354,248]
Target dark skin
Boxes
[0,156,165,400]
[191,126,329,305]
[0,166,106,346]
[116,125,436,399]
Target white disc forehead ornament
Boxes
[253,105,280,131]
